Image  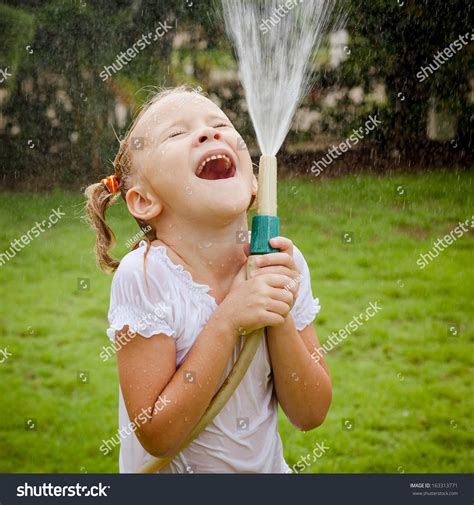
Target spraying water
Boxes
[221,0,342,156]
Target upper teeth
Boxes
[196,154,232,176]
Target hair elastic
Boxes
[100,175,120,194]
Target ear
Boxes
[125,186,163,222]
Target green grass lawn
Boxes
[0,171,472,473]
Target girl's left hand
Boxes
[245,236,301,309]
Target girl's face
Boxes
[129,92,256,225]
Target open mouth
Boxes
[195,153,236,180]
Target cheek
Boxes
[238,150,253,176]
[148,144,190,179]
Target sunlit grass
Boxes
[0,170,472,472]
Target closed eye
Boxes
[214,122,232,128]
[167,130,186,139]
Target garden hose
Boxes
[137,155,278,473]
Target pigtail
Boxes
[84,182,121,273]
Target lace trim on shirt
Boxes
[107,303,175,342]
[139,240,218,305]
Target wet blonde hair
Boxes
[84,85,203,273]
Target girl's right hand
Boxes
[219,265,294,335]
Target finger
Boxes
[265,312,286,327]
[250,265,294,278]
[258,273,294,289]
[264,299,291,317]
[254,252,294,269]
[268,286,294,305]
[269,236,293,255]
[242,242,251,257]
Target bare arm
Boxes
[116,310,239,459]
[266,318,332,431]
[250,236,332,431]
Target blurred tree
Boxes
[0,0,183,188]
[340,0,472,155]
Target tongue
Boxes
[199,158,231,180]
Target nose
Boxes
[194,126,221,146]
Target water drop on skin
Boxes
[185,186,193,195]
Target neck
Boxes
[152,213,249,283]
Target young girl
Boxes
[85,86,332,474]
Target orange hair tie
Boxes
[100,175,120,194]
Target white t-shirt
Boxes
[106,240,320,473]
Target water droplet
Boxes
[198,241,213,248]
[185,185,193,195]
[291,372,299,381]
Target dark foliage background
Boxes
[0,0,472,189]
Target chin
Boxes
[203,191,251,219]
